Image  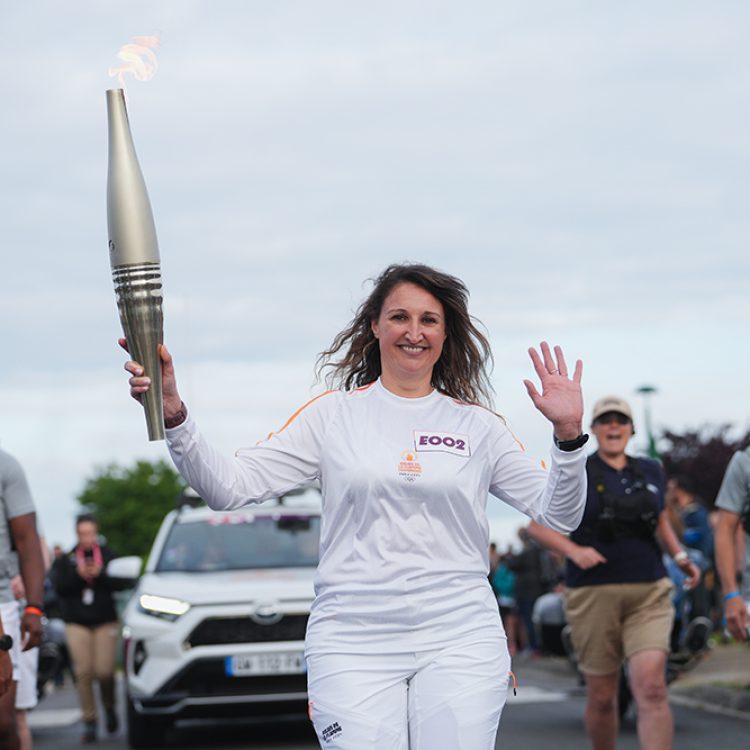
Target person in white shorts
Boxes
[0,447,46,750]
[0,596,40,750]
[0,595,36,750]
[122,263,588,749]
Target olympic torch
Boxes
[106,88,164,441]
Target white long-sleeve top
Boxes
[166,378,586,654]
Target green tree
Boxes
[77,460,186,558]
[659,425,750,508]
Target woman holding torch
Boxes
[121,263,587,749]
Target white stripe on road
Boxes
[28,708,81,728]
[25,687,567,728]
[507,685,568,704]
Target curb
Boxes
[670,685,750,720]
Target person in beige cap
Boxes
[527,395,700,750]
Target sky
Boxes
[1,1,748,550]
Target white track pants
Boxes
[307,636,511,750]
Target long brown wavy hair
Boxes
[315,263,495,408]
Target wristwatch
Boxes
[0,634,13,651]
[554,433,590,452]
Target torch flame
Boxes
[109,35,160,89]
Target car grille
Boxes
[154,658,307,700]
[186,615,309,647]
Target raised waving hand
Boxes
[524,341,584,442]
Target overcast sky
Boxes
[1,1,748,550]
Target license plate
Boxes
[225,652,306,677]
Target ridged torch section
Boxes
[113,262,164,441]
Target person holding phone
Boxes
[50,515,124,744]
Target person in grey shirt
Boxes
[0,447,45,750]
[715,446,750,642]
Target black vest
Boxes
[578,456,660,543]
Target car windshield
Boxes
[156,513,320,572]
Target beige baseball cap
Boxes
[590,395,633,424]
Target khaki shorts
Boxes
[564,578,674,676]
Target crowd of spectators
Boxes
[489,530,564,657]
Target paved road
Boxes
[29,657,750,749]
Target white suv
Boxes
[116,489,321,748]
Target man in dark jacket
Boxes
[50,514,122,744]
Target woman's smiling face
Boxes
[371,282,447,396]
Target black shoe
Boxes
[683,616,712,654]
[81,721,97,744]
[106,708,119,734]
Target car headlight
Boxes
[138,593,191,621]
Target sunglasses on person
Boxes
[593,412,632,426]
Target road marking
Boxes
[507,685,568,704]
[28,708,81,728]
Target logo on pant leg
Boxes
[322,721,343,742]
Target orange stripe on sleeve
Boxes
[276,390,336,434]
[254,390,337,445]
[504,425,525,452]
